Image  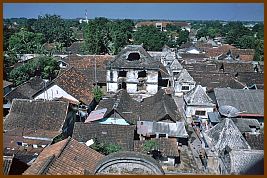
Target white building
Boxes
[184,85,215,123]
[106,45,165,98]
[173,69,196,96]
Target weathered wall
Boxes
[185,106,214,119]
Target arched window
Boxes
[127,52,140,61]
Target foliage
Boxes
[82,17,111,54]
[92,85,103,102]
[4,51,19,80]
[142,140,158,152]
[9,56,59,86]
[176,30,189,46]
[33,14,74,46]
[3,25,17,51]
[90,139,122,155]
[82,18,134,55]
[133,26,168,51]
[8,28,45,54]
[52,133,66,144]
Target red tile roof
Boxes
[23,138,104,175]
[53,67,94,104]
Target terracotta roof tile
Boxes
[24,138,104,175]
[53,67,94,104]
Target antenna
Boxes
[85,9,88,21]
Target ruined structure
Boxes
[106,45,165,99]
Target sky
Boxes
[3,3,264,21]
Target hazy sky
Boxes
[3,3,264,21]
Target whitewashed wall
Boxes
[185,106,214,119]
[34,85,79,103]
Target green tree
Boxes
[92,85,103,102]
[8,28,45,54]
[143,140,158,152]
[82,17,111,54]
[133,26,168,51]
[33,14,73,46]
[236,35,256,49]
[90,138,122,155]
[254,39,264,61]
[176,30,189,46]
[9,56,59,86]
[3,25,17,51]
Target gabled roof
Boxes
[141,89,180,122]
[189,72,245,91]
[203,118,251,151]
[107,45,160,69]
[97,89,140,124]
[175,69,195,83]
[214,88,264,116]
[4,99,69,132]
[23,138,104,175]
[134,138,179,157]
[170,58,183,70]
[221,148,264,175]
[5,77,46,101]
[184,85,214,106]
[72,122,136,151]
[52,67,94,104]
[97,89,181,123]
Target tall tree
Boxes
[133,26,168,51]
[8,28,45,54]
[9,56,59,86]
[33,14,73,46]
[82,17,111,54]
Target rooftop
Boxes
[214,88,264,116]
[4,99,69,132]
[23,137,104,175]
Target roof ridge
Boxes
[37,155,56,175]
[57,137,72,158]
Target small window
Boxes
[173,72,179,76]
[118,82,127,90]
[118,71,127,77]
[195,110,206,116]
[127,52,140,61]
[182,86,190,91]
[138,70,147,78]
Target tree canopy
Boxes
[9,56,59,86]
[133,26,168,51]
[33,14,74,47]
[8,28,45,54]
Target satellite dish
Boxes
[219,105,240,117]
